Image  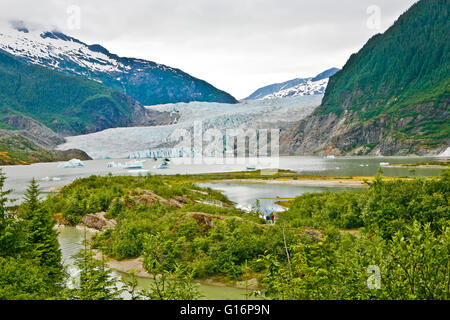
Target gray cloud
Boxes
[0,0,418,98]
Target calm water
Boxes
[1,156,444,202]
[199,182,356,213]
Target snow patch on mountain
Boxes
[261,78,329,99]
[0,26,130,75]
[245,68,339,101]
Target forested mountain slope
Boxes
[281,0,449,156]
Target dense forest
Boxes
[1,169,448,300]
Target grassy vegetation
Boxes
[44,174,276,284]
[391,160,450,168]
[158,170,376,183]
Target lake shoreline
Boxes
[207,178,368,187]
[92,251,261,291]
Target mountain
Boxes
[244,68,339,100]
[0,50,174,136]
[281,0,449,156]
[0,25,237,105]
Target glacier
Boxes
[57,95,323,159]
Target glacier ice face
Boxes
[57,94,323,159]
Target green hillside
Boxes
[0,134,91,165]
[0,51,147,135]
[318,0,449,148]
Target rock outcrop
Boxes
[281,101,449,156]
[81,212,116,231]
[1,114,65,148]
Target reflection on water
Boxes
[199,183,359,213]
[116,271,257,301]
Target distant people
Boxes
[270,213,274,224]
[265,215,270,223]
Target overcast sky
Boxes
[0,0,418,99]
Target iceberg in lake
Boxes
[157,163,170,169]
[106,160,146,169]
[58,159,85,168]
[124,160,145,169]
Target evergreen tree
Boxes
[0,171,61,299]
[21,178,63,283]
[65,245,122,300]
[0,169,11,218]
[0,169,20,257]
[22,178,40,219]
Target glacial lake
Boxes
[1,155,445,201]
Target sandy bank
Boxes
[92,252,260,290]
[385,164,448,169]
[210,178,368,187]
